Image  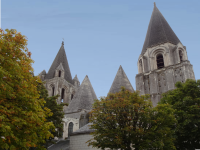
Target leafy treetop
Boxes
[161,79,200,150]
[0,29,54,150]
[88,87,176,150]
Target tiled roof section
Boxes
[48,140,69,150]
[65,75,97,113]
[108,65,134,94]
[141,3,180,55]
[71,123,94,135]
[45,42,73,84]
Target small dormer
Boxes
[55,63,64,78]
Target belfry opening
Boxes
[156,54,164,69]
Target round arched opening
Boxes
[156,54,164,69]
[139,59,143,73]
[61,88,65,103]
[59,70,61,77]
[68,122,74,138]
[179,50,183,62]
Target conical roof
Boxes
[141,3,180,55]
[65,75,97,113]
[73,74,79,82]
[45,42,73,84]
[108,66,134,94]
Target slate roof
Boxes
[73,74,79,82]
[65,75,97,113]
[48,140,69,150]
[45,42,73,84]
[108,65,134,94]
[71,123,94,135]
[141,3,180,55]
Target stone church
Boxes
[135,3,195,107]
[39,3,195,149]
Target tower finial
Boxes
[154,2,156,7]
[62,41,64,46]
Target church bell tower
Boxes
[135,3,195,106]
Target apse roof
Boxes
[65,75,97,113]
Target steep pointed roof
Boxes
[45,42,73,84]
[141,3,180,55]
[65,75,97,113]
[73,74,79,82]
[108,66,134,94]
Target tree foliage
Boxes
[37,82,65,138]
[88,87,176,150]
[161,79,200,150]
[0,29,54,150]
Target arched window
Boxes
[139,59,143,73]
[71,94,74,100]
[68,122,74,138]
[58,70,61,77]
[156,54,164,69]
[52,86,55,96]
[61,88,65,102]
[179,50,183,62]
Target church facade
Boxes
[39,3,195,149]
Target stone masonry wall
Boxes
[44,77,77,104]
[136,60,195,106]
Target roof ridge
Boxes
[157,6,168,42]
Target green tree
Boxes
[0,29,54,150]
[37,82,65,139]
[161,79,200,150]
[88,87,176,150]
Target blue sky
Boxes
[2,0,200,98]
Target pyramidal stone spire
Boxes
[141,3,180,55]
[73,74,79,82]
[65,75,97,113]
[108,65,134,94]
[45,41,73,84]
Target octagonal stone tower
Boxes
[135,3,195,106]
[38,41,80,104]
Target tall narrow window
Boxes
[52,86,55,96]
[139,59,143,73]
[59,70,61,77]
[71,94,74,100]
[61,88,65,102]
[179,50,183,62]
[157,54,164,69]
[68,122,74,138]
